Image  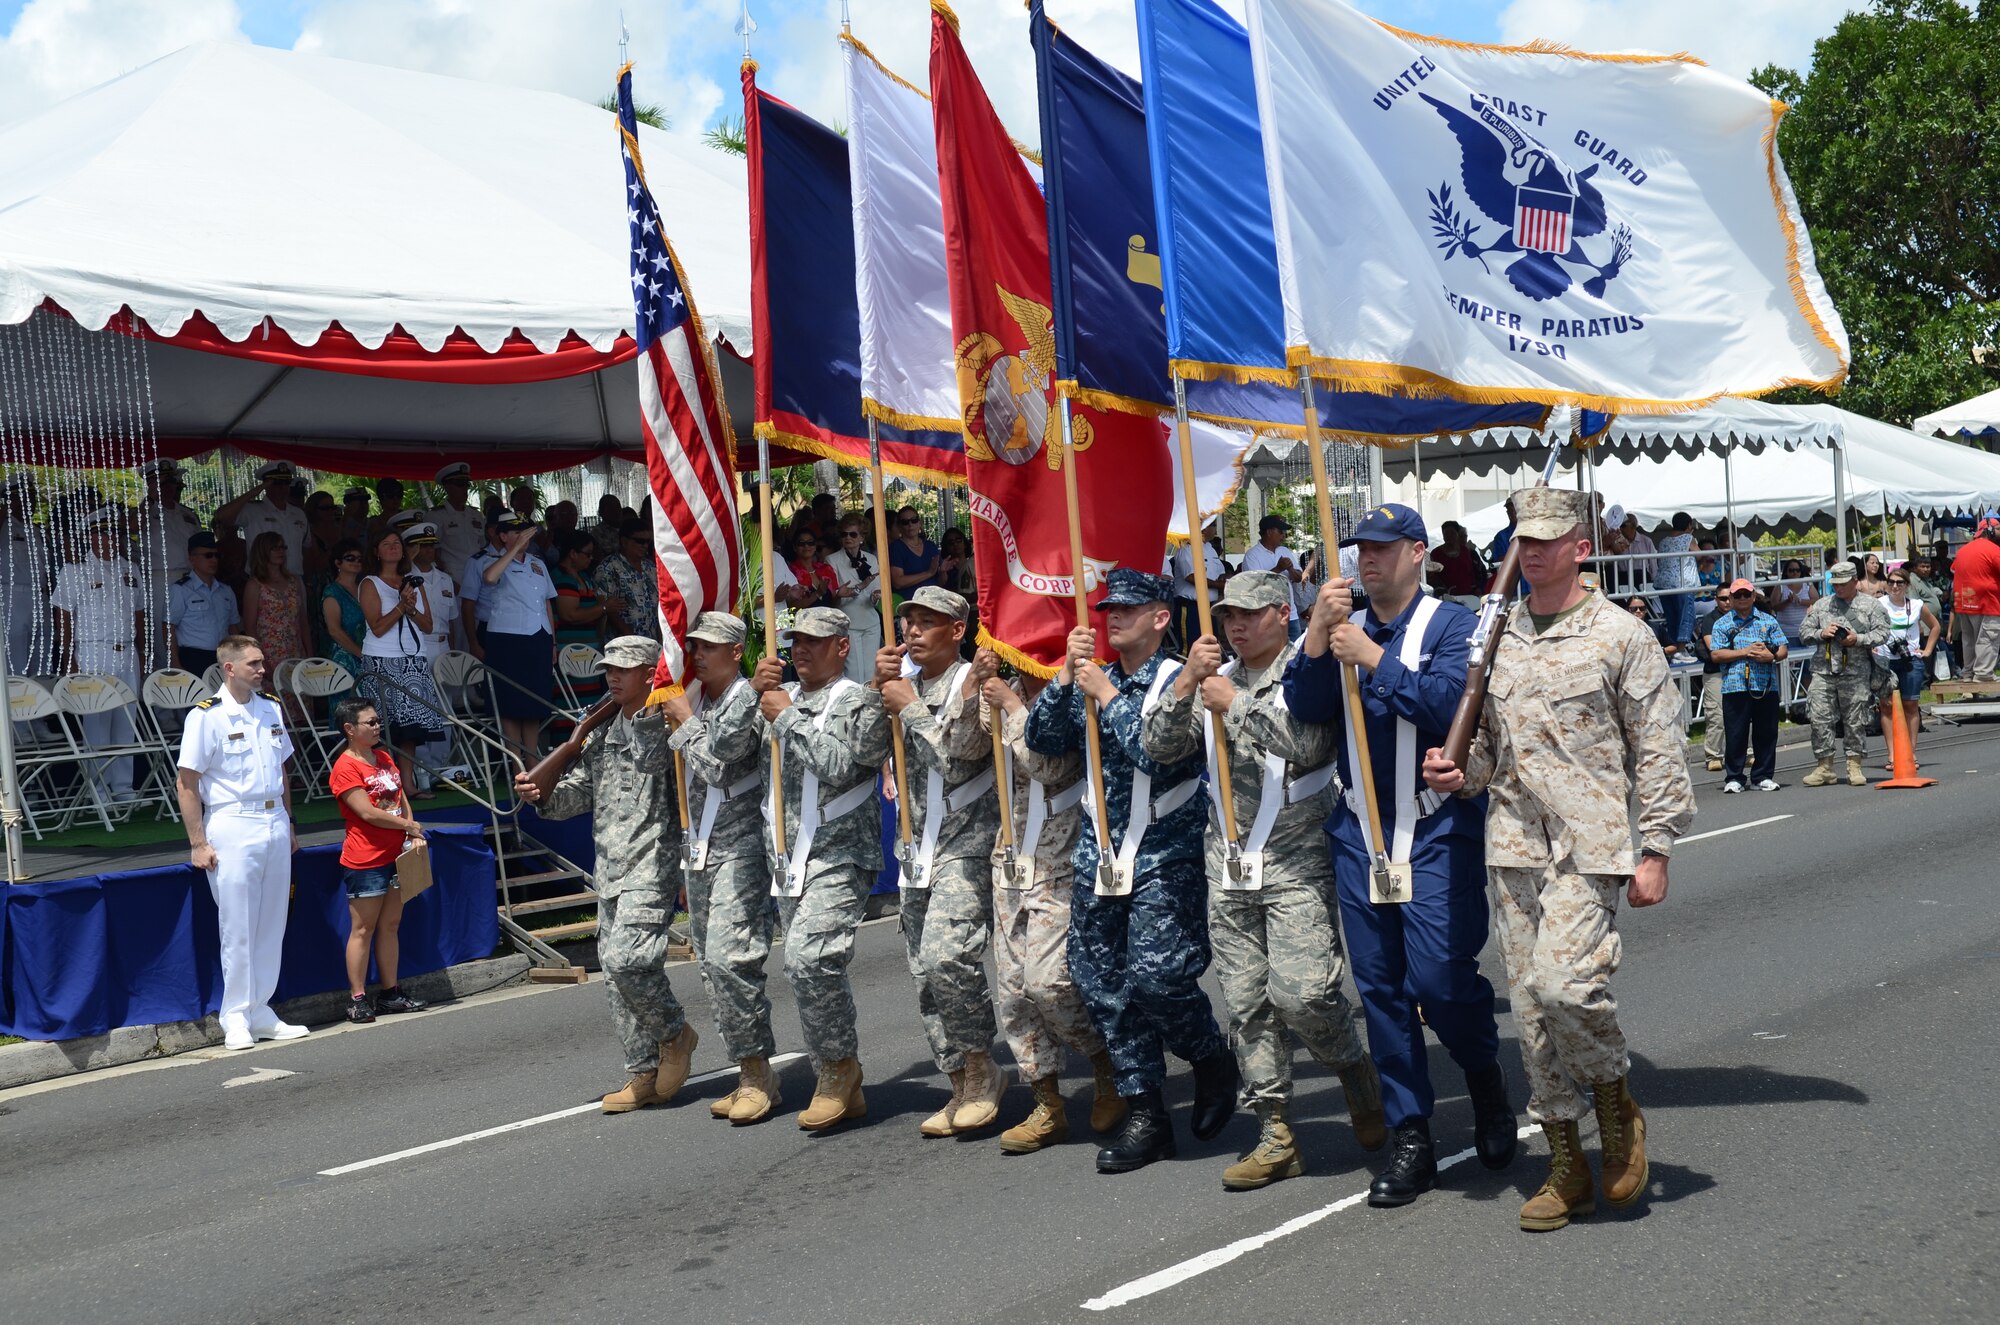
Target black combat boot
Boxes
[1189,1049,1241,1141]
[1465,1064,1519,1171]
[1096,1090,1176,1174]
[1367,1118,1437,1207]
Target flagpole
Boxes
[759,432,788,875]
[1299,375,1404,904]
[1057,395,1114,887]
[1171,375,1242,879]
[866,418,916,871]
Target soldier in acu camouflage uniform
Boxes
[874,586,1007,1137]
[516,635,700,1114]
[1425,487,1695,1233]
[1026,568,1234,1175]
[752,606,892,1132]
[1144,571,1384,1191]
[662,611,781,1124]
[1798,560,1890,787]
[982,665,1123,1154]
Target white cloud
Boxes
[0,0,245,126]
[1496,0,1855,80]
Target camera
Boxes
[1888,636,1911,659]
[405,573,425,589]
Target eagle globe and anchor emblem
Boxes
[1420,92,1635,302]
[954,286,1092,470]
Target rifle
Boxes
[519,697,619,804]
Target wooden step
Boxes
[502,868,586,890]
[502,890,598,917]
[526,919,598,943]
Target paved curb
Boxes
[0,954,533,1091]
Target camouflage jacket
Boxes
[1025,650,1206,878]
[1141,641,1338,885]
[897,660,1002,868]
[985,687,1085,882]
[1797,591,1890,677]
[1461,593,1695,872]
[667,676,768,869]
[760,677,891,875]
[538,707,679,900]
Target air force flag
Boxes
[1245,0,1849,412]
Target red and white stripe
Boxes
[1518,205,1571,255]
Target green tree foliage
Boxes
[596,94,670,130]
[1750,0,2000,425]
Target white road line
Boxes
[317,1052,806,1177]
[1081,1125,1538,1312]
[1676,814,1792,845]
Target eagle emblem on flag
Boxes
[1420,92,1634,302]
[954,285,1093,470]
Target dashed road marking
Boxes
[1677,814,1792,845]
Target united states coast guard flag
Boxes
[1245,0,1849,412]
[616,65,743,683]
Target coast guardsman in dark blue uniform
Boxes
[1026,568,1234,1174]
[1283,504,1518,1207]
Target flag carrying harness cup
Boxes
[766,677,876,897]
[1342,594,1448,893]
[996,714,1085,890]
[1200,658,1337,891]
[1083,658,1202,895]
[904,659,997,889]
[683,677,759,872]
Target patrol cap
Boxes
[1258,514,1291,533]
[1726,577,1756,596]
[187,531,219,552]
[1827,561,1857,584]
[896,584,970,622]
[1216,570,1290,613]
[434,461,473,484]
[402,522,439,544]
[342,486,370,503]
[687,611,746,646]
[1096,567,1173,609]
[1341,503,1428,547]
[1510,488,1592,541]
[782,606,852,642]
[601,634,662,669]
[255,460,295,482]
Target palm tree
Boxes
[704,115,747,157]
[597,94,669,130]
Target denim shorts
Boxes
[343,865,400,900]
[1886,655,1925,700]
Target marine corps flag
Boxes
[931,0,1172,672]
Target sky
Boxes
[0,0,1860,147]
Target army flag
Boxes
[1244,0,1848,413]
[931,3,1171,672]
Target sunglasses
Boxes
[1730,591,1756,599]
[841,530,863,538]
[338,554,363,564]
[898,518,920,527]
[1888,578,1908,585]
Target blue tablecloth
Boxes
[1,825,497,1041]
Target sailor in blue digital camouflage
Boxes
[875,586,1005,1138]
[1798,560,1891,786]
[983,667,1122,1154]
[515,635,698,1115]
[1025,567,1233,1175]
[752,606,891,1133]
[1425,486,1694,1233]
[1143,570,1383,1190]
[662,610,781,1124]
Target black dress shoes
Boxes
[1189,1049,1241,1141]
[1465,1064,1519,1171]
[1367,1118,1437,1207]
[1097,1090,1176,1173]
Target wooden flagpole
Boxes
[1056,395,1114,886]
[866,419,917,869]
[1171,375,1242,878]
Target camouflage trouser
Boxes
[1487,865,1629,1124]
[1808,667,1876,758]
[899,857,999,1073]
[1070,858,1227,1097]
[686,853,777,1061]
[598,890,690,1075]
[776,865,873,1070]
[1210,871,1367,1106]
[992,863,1104,1081]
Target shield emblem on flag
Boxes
[1514,185,1575,255]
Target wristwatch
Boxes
[1640,848,1668,860]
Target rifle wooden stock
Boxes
[1440,521,1523,774]
[520,697,618,803]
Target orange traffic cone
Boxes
[1878,690,1935,789]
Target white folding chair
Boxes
[555,642,604,712]
[8,677,109,836]
[53,673,176,823]
[284,656,357,792]
[138,668,211,822]
[201,663,224,693]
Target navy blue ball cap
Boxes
[1095,567,1174,609]
[186,531,218,552]
[1339,503,1428,548]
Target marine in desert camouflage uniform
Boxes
[1425,487,1695,1233]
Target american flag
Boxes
[1514,185,1574,255]
[616,65,743,684]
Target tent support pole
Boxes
[1831,437,1849,563]
[1723,442,1737,581]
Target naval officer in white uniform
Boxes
[176,635,306,1050]
[50,509,147,801]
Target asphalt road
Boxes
[4,724,1997,1325]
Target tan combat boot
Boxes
[710,1087,740,1120]
[729,1056,781,1125]
[999,1075,1070,1154]
[1089,1050,1127,1135]
[1339,1059,1389,1152]
[1519,1119,1596,1231]
[921,1068,968,1138]
[602,1070,663,1114]
[1593,1076,1649,1208]
[1847,754,1868,786]
[798,1058,866,1132]
[654,1023,699,1100]
[1801,757,1838,786]
[952,1050,1008,1132]
[1221,1103,1303,1191]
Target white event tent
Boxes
[1913,386,2000,444]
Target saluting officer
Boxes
[167,532,241,677]
[216,461,311,578]
[175,636,305,1050]
[1424,487,1695,1233]
[425,462,487,583]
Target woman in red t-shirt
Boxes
[329,697,430,1025]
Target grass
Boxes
[24,782,500,855]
